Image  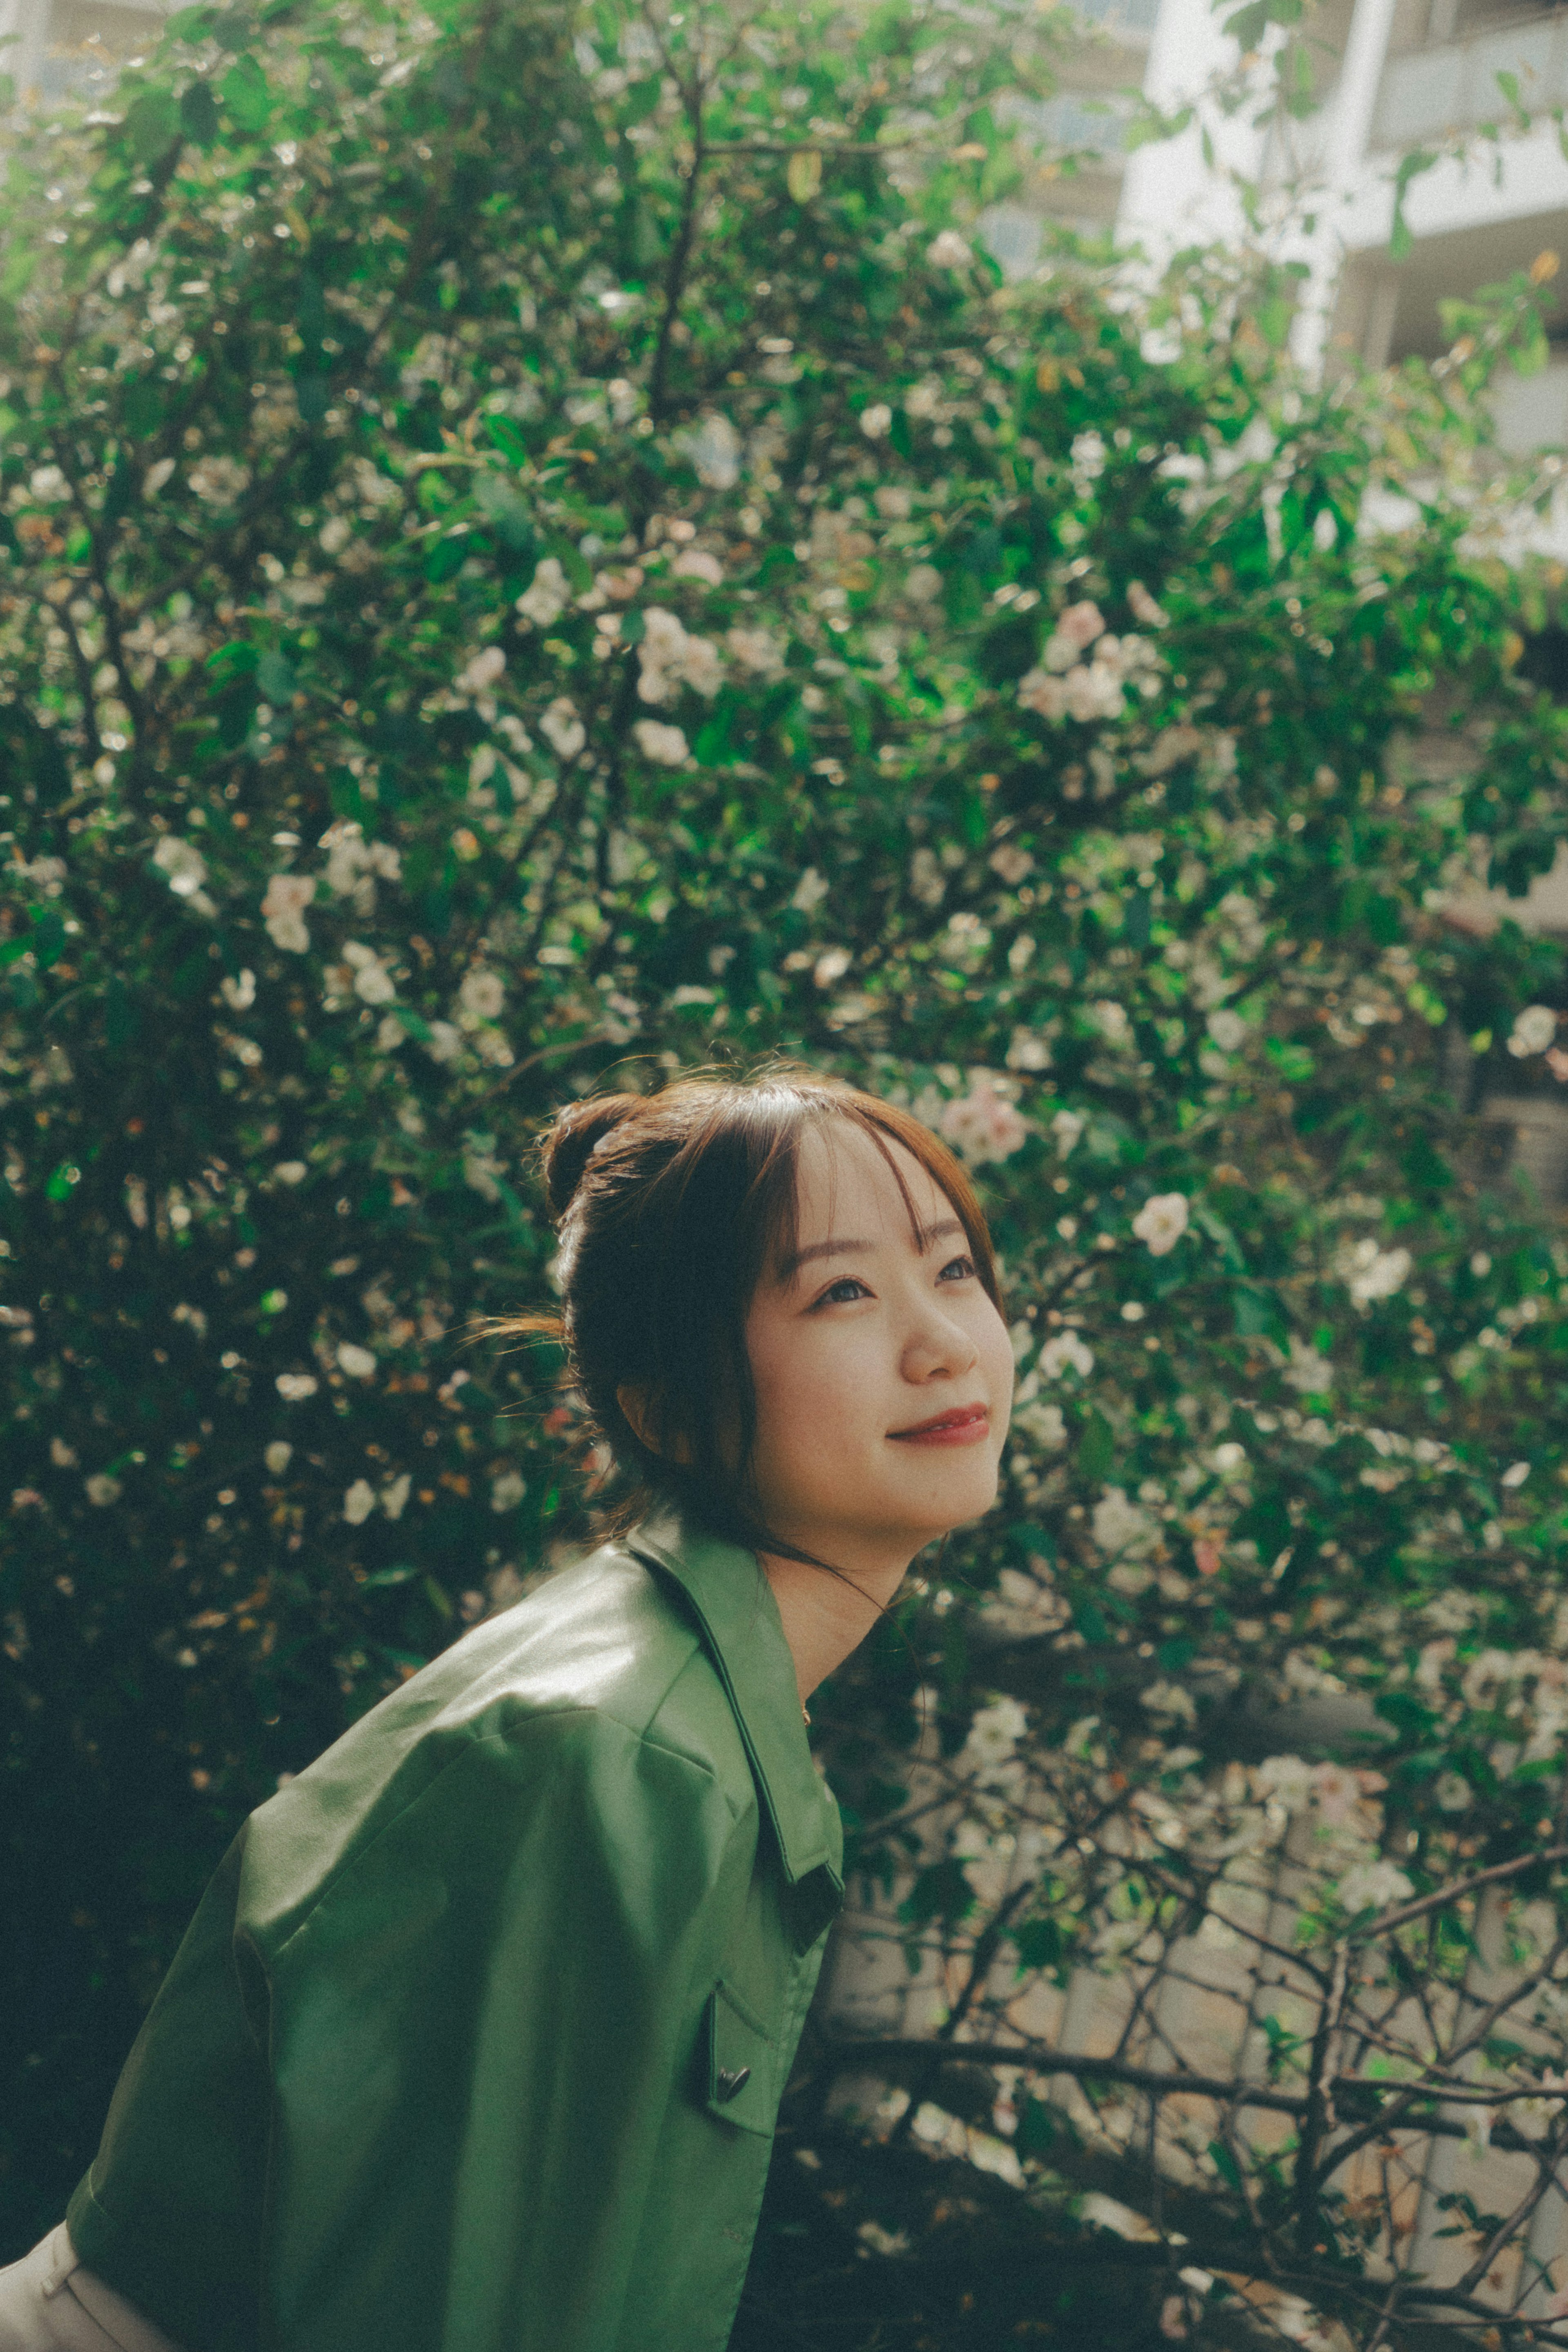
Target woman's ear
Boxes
[617,1382,660,1453]
[617,1382,693,1467]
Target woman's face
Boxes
[742,1122,1014,1574]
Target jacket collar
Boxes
[625,1504,843,1897]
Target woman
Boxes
[1,1066,1015,2352]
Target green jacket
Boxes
[66,1508,844,2352]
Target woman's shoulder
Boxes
[238,1542,753,1940]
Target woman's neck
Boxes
[757,1541,913,1707]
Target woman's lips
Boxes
[888,1402,991,1447]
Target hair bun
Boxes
[541,1094,642,1221]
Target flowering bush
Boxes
[2,0,1568,2336]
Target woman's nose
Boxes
[901,1300,979,1379]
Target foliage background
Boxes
[2,0,1568,2339]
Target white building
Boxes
[0,0,166,103]
[1113,0,1568,453]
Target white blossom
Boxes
[1126,580,1169,627]
[637,607,721,704]
[1093,1488,1154,1556]
[677,412,742,488]
[337,1343,376,1380]
[84,1473,122,1507]
[1509,1005,1557,1057]
[275,1373,319,1400]
[1337,1860,1414,1915]
[343,1478,376,1525]
[491,1469,527,1512]
[672,547,724,585]
[153,836,209,900]
[1206,1008,1247,1051]
[264,1441,293,1476]
[1133,1193,1189,1256]
[463,1133,505,1201]
[456,645,506,697]
[927,230,972,268]
[1039,1331,1094,1379]
[1006,1026,1052,1071]
[188,454,250,505]
[273,1161,307,1185]
[1286,1338,1334,1394]
[1015,1399,1067,1448]
[1047,602,1106,666]
[859,403,893,440]
[221,969,256,1011]
[342,941,395,1004]
[425,1021,463,1063]
[321,820,401,898]
[459,968,506,1020]
[726,625,785,678]
[516,555,570,627]
[634,720,690,766]
[1340,1238,1411,1306]
[381,1472,412,1521]
[1051,1109,1085,1155]
[541,698,586,757]
[261,872,315,953]
[936,1076,1029,1165]
[1501,1460,1531,1488]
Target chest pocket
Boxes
[700,1978,780,2138]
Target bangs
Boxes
[741,1084,1003,1315]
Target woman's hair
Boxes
[509,1063,1002,1558]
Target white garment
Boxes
[0,2225,184,2352]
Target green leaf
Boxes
[256,649,296,704]
[206,641,259,682]
[45,1161,82,1202]
[1015,2097,1058,2159]
[1013,1915,1064,1972]
[619,75,663,124]
[425,536,470,584]
[484,415,530,467]
[1402,1134,1452,1193]
[179,80,220,146]
[31,909,65,970]
[360,1563,419,1590]
[787,148,822,202]
[1208,2136,1244,2191]
[898,1856,976,1930]
[1232,1283,1286,1342]
[124,85,181,162]
[220,53,273,133]
[1078,1407,1114,1484]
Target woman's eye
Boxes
[938,1254,977,1283]
[817,1276,871,1307]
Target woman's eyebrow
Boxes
[781,1216,964,1280]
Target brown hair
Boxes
[508,1062,1002,1562]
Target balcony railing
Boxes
[1372,8,1568,148]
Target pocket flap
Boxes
[701,1978,778,2138]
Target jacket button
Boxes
[716,2066,751,2101]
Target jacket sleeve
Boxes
[257,1713,744,2352]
